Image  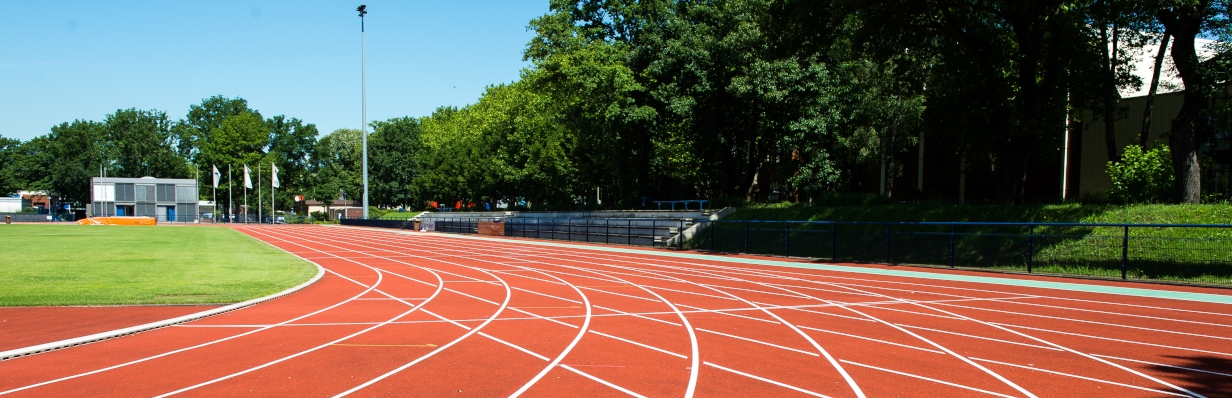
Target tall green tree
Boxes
[103,108,189,179]
[0,135,23,195]
[266,115,318,212]
[369,117,422,208]
[311,128,362,206]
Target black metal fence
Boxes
[341,216,1232,284]
[692,220,1232,283]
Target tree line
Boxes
[2,0,1229,213]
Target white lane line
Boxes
[288,229,689,396]
[855,303,966,320]
[1091,354,1232,378]
[333,271,513,397]
[896,324,1062,351]
[513,286,583,304]
[421,309,473,330]
[579,286,660,302]
[993,322,1232,358]
[0,249,381,395]
[560,365,647,398]
[703,362,832,398]
[694,328,818,357]
[676,304,779,324]
[839,360,1017,398]
[969,357,1189,397]
[508,269,594,398]
[699,283,811,299]
[479,332,549,361]
[645,285,739,301]
[796,325,945,354]
[388,232,859,398]
[987,299,1232,329]
[775,305,876,322]
[936,302,1232,341]
[354,297,429,301]
[594,305,683,327]
[435,283,578,329]
[589,330,688,359]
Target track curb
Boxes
[0,233,326,361]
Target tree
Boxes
[103,108,189,179]
[369,117,422,208]
[198,112,270,215]
[311,128,362,206]
[0,135,23,195]
[1155,0,1230,203]
[43,121,108,206]
[267,115,318,212]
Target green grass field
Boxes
[0,225,317,306]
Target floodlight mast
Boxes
[358,4,369,219]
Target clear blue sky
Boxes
[0,1,550,141]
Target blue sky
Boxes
[0,1,550,141]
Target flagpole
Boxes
[212,166,217,224]
[258,164,263,225]
[244,165,248,224]
[228,165,233,224]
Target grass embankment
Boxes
[694,203,1232,284]
[0,225,317,306]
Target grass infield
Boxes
[0,225,317,306]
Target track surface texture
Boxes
[2,225,1231,397]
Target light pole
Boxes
[357,4,369,219]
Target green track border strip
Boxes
[359,227,1232,305]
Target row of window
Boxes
[93,184,196,203]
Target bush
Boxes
[310,210,328,221]
[1107,145,1173,204]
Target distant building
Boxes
[305,199,363,220]
[90,177,200,222]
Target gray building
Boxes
[91,177,200,222]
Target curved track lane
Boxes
[1,224,1230,397]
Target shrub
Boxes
[1107,145,1173,204]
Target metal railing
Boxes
[341,216,1232,284]
[692,220,1232,283]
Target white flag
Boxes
[271,164,280,188]
[212,165,221,188]
[243,164,252,189]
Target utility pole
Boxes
[358,4,370,219]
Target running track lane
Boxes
[0,225,1226,397]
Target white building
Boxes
[90,177,200,222]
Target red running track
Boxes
[1,224,1231,397]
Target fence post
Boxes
[628,219,632,246]
[586,219,590,243]
[710,220,716,253]
[1027,224,1035,273]
[784,221,790,257]
[651,219,657,248]
[949,224,956,268]
[744,221,750,253]
[885,224,892,264]
[567,218,572,242]
[605,219,610,244]
[1121,225,1130,279]
[536,218,541,239]
[831,222,838,261]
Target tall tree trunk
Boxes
[1100,23,1121,163]
[1161,6,1211,204]
[1140,32,1171,148]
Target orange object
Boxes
[77,217,158,226]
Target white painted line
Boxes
[676,304,779,324]
[594,305,682,327]
[644,285,738,301]
[0,238,326,362]
[579,286,661,302]
[797,325,945,354]
[479,332,549,361]
[1091,354,1232,378]
[589,330,687,359]
[839,360,1017,398]
[560,364,647,398]
[513,286,583,304]
[703,362,831,398]
[896,324,1062,351]
[992,322,1232,357]
[937,302,1232,341]
[969,357,1188,397]
[768,304,876,322]
[988,299,1232,329]
[694,328,818,357]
